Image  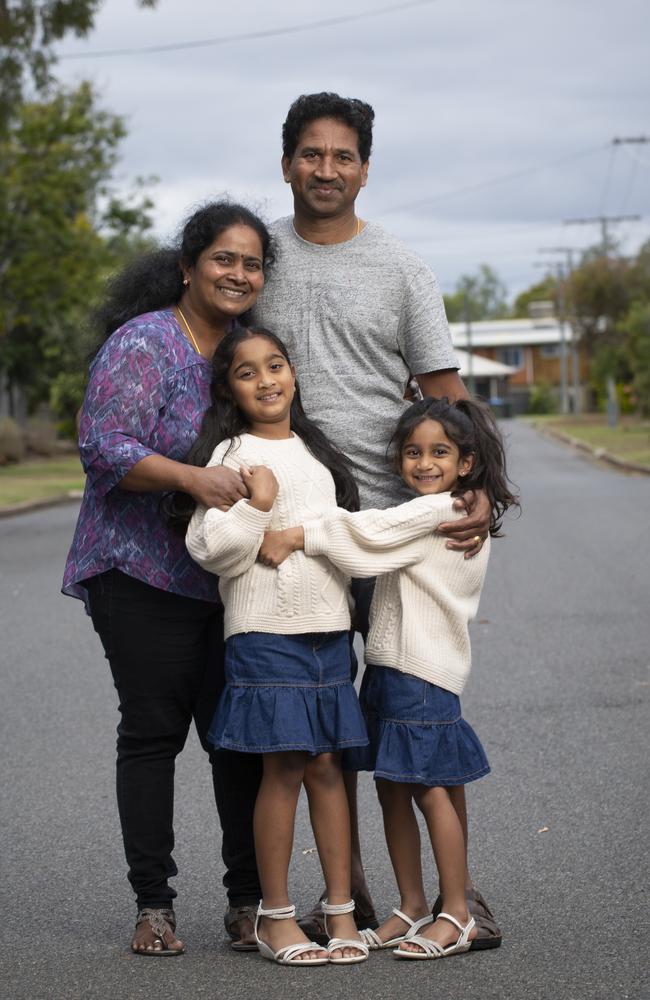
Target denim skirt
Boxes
[344,665,490,786]
[208,631,368,755]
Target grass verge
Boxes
[526,415,650,469]
[0,455,85,507]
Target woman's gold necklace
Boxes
[176,305,202,355]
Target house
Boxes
[449,315,590,413]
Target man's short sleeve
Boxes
[397,263,459,375]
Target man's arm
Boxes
[415,368,469,402]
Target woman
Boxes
[62,201,272,956]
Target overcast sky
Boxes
[54,0,650,298]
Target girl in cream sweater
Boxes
[259,396,519,962]
[180,326,371,967]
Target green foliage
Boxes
[513,276,556,318]
[0,81,154,410]
[444,264,509,322]
[527,382,558,415]
[619,301,650,417]
[49,370,86,437]
[0,0,158,127]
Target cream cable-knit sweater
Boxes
[185,433,353,639]
[303,494,491,694]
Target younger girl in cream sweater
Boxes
[258,396,519,962]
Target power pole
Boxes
[538,247,582,414]
[563,214,640,254]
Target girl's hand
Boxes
[242,465,278,512]
[258,527,304,568]
[438,488,491,558]
[185,465,249,511]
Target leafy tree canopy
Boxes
[0,0,157,126]
[0,81,154,410]
[443,264,509,323]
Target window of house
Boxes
[540,343,561,358]
[496,347,523,368]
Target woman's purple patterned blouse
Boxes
[62,308,220,604]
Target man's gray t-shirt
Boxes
[252,217,458,508]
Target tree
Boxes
[512,276,556,318]
[443,264,509,322]
[0,0,157,127]
[0,81,154,412]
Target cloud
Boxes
[55,0,650,296]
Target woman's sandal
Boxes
[132,908,185,957]
[254,903,329,966]
[321,900,370,965]
[393,912,476,961]
[359,907,434,950]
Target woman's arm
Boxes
[121,455,248,510]
[186,466,278,577]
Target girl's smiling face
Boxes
[400,418,474,495]
[227,335,295,438]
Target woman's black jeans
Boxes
[86,569,262,911]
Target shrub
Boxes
[0,417,26,464]
[527,382,558,415]
[24,418,59,457]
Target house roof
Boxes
[454,348,517,377]
[449,317,569,348]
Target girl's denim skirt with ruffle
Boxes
[344,664,490,786]
[208,630,368,755]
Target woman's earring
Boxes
[183,277,190,286]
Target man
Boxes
[238,92,500,951]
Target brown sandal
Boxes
[432,888,502,951]
[132,908,185,957]
[224,904,259,952]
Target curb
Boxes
[0,490,83,519]
[532,424,650,476]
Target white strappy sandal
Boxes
[393,911,476,960]
[359,907,434,950]
[321,900,370,965]
[254,903,329,966]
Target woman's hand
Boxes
[258,527,304,568]
[184,464,250,511]
[438,488,491,558]
[241,465,278,512]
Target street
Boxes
[1,420,648,1000]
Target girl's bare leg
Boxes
[448,784,473,889]
[343,771,373,901]
[400,784,477,952]
[254,751,323,960]
[304,753,365,959]
[372,779,430,943]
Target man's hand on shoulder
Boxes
[438,489,490,559]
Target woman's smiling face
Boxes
[183,223,265,322]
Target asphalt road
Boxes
[1,421,648,1000]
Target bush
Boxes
[24,418,59,456]
[0,417,26,464]
[527,382,558,415]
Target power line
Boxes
[379,143,607,216]
[57,0,442,59]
